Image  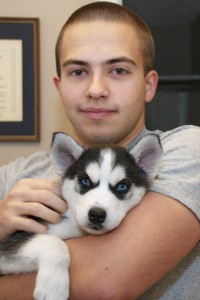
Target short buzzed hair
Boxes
[55,1,155,78]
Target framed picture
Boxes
[0,18,40,141]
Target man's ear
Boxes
[145,70,158,103]
[53,75,61,91]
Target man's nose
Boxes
[85,74,109,100]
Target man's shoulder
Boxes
[0,150,55,197]
[128,126,200,150]
[157,125,200,153]
[1,150,54,180]
[6,150,51,171]
[158,125,200,143]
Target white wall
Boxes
[0,0,93,165]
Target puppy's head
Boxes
[51,133,162,234]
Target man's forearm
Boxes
[67,192,200,299]
[0,273,35,299]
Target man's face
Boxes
[54,21,158,147]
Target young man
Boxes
[0,2,200,299]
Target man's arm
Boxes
[0,273,35,299]
[67,192,200,299]
[0,191,199,299]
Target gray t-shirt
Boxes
[1,125,200,299]
[138,125,200,300]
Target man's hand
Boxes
[0,178,67,241]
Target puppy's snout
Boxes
[88,207,106,224]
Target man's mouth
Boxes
[81,108,116,120]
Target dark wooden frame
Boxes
[0,18,40,141]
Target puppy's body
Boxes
[0,133,162,300]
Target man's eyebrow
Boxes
[62,57,136,68]
[62,59,89,68]
[106,57,136,66]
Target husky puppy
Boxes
[0,133,162,300]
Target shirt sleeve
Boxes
[149,125,200,220]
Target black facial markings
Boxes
[64,147,102,179]
[109,178,132,200]
[108,146,149,200]
[64,148,103,194]
[112,146,149,188]
[64,145,149,198]
[77,172,99,195]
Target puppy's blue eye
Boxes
[81,177,91,187]
[117,183,128,192]
[78,174,93,190]
[78,174,94,194]
[115,180,130,194]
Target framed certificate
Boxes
[0,18,40,141]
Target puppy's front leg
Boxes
[22,234,70,300]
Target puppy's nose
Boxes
[88,207,106,224]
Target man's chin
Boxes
[74,130,118,146]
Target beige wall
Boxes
[0,0,93,165]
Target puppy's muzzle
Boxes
[88,207,106,230]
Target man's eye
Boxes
[70,69,85,77]
[74,70,84,76]
[112,68,127,75]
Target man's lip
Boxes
[81,108,116,120]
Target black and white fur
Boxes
[0,133,162,300]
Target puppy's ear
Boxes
[51,132,84,176]
[129,134,162,180]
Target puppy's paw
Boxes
[33,270,69,300]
